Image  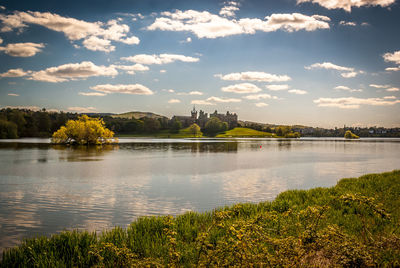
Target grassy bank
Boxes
[116,127,274,138]
[216,127,275,138]
[2,171,400,267]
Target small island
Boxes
[344,130,360,139]
[52,115,118,145]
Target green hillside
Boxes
[216,127,275,137]
[112,111,168,120]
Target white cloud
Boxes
[7,93,19,96]
[383,96,396,99]
[221,83,262,94]
[189,91,203,95]
[0,11,140,51]
[216,71,291,82]
[297,0,396,12]
[67,106,97,113]
[0,68,31,77]
[383,50,400,65]
[314,97,400,109]
[168,99,181,103]
[112,64,149,75]
[305,62,361,78]
[191,100,215,105]
[29,61,118,82]
[305,62,353,71]
[147,10,330,39]
[369,84,391,89]
[90,84,154,95]
[160,69,167,73]
[334,85,363,92]
[255,102,268,107]
[289,89,308,94]
[369,84,398,91]
[385,67,400,72]
[341,71,359,78]
[180,37,192,43]
[361,22,370,26]
[207,96,241,103]
[266,84,289,91]
[82,36,115,52]
[121,53,199,65]
[339,21,357,26]
[177,91,204,95]
[0,42,44,57]
[0,37,3,44]
[244,93,272,100]
[219,3,240,17]
[78,92,106,96]
[0,6,5,10]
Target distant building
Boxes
[171,107,238,128]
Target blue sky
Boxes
[0,0,399,127]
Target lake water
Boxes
[0,137,399,252]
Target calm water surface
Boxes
[0,137,399,252]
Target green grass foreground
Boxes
[2,171,400,267]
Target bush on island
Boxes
[52,115,117,145]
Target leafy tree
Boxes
[37,110,51,135]
[204,117,227,136]
[170,119,182,134]
[9,110,26,136]
[52,115,116,145]
[142,117,161,133]
[0,120,18,138]
[344,130,359,139]
[189,123,201,137]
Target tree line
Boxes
[0,108,232,139]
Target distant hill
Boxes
[84,113,115,117]
[112,111,168,120]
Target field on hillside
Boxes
[216,127,275,138]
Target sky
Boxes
[0,0,399,128]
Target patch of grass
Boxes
[2,171,400,266]
[216,127,275,138]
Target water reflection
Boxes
[52,144,119,162]
[0,138,399,253]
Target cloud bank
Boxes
[314,97,400,109]
[297,0,396,12]
[148,10,330,39]
[121,54,199,65]
[216,71,291,82]
[0,11,139,52]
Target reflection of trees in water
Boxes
[0,142,50,150]
[52,144,119,162]
[188,142,238,153]
[119,142,238,153]
[277,140,293,150]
